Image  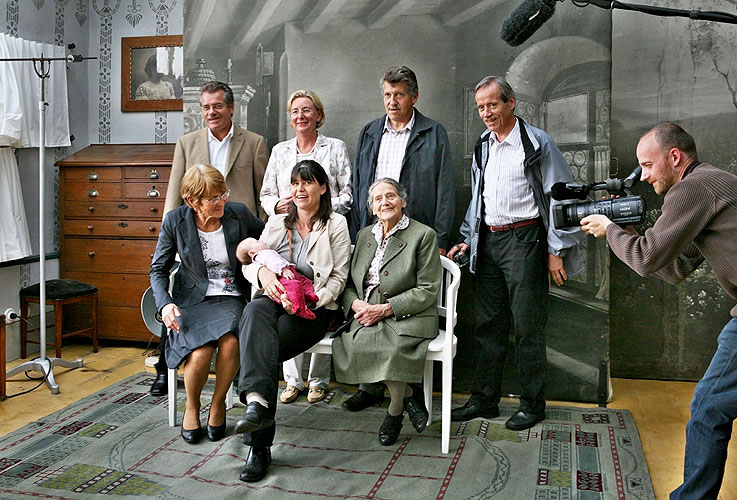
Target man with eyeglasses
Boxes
[153,81,267,397]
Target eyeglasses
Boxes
[201,103,226,112]
[203,190,230,204]
[290,107,315,117]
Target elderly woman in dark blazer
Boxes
[333,178,441,446]
[150,164,264,445]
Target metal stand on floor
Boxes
[0,50,94,394]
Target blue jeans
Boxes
[671,317,737,500]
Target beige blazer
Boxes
[164,126,268,219]
[243,213,351,310]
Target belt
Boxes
[487,217,541,232]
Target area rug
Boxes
[0,372,654,499]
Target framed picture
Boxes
[121,35,183,112]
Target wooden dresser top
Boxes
[56,144,176,167]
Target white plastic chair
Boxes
[306,256,461,453]
[140,285,234,427]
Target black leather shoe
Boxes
[234,402,274,434]
[150,372,167,397]
[207,422,226,441]
[404,389,429,433]
[378,412,404,446]
[450,400,500,422]
[180,410,202,444]
[505,410,545,430]
[342,390,384,412]
[239,446,271,482]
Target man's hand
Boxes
[581,214,613,238]
[548,253,567,286]
[447,243,469,261]
[274,196,292,214]
[161,303,182,333]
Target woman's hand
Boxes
[353,301,393,327]
[161,303,182,333]
[280,293,294,315]
[274,196,292,214]
[259,266,286,302]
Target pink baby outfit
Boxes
[253,249,319,320]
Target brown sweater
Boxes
[606,162,737,317]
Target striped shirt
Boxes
[482,118,539,226]
[374,112,415,182]
[207,124,234,176]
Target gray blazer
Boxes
[149,202,264,312]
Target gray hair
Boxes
[200,81,234,106]
[366,177,408,212]
[380,66,419,97]
[474,76,515,103]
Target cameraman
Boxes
[581,123,737,500]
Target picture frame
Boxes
[121,35,183,112]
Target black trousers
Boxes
[471,223,549,412]
[238,295,333,447]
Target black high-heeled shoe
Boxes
[207,402,227,442]
[378,412,404,446]
[181,408,202,444]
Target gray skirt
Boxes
[165,295,246,368]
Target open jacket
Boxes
[459,117,585,277]
[149,202,264,312]
[350,109,454,249]
[341,218,441,339]
[243,212,351,310]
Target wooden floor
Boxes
[1,343,735,500]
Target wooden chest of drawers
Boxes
[57,144,175,342]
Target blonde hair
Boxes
[180,164,227,207]
[287,90,325,128]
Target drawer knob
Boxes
[88,251,95,258]
[88,206,95,212]
[118,204,128,210]
[148,187,160,198]
[148,226,156,232]
[118,222,128,228]
[88,171,99,181]
[150,207,158,213]
[87,189,98,198]
[87,225,93,231]
[148,169,160,179]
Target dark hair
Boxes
[474,75,515,103]
[144,54,158,78]
[284,160,332,231]
[381,66,418,97]
[648,122,698,160]
[200,81,234,106]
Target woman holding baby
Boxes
[234,159,351,483]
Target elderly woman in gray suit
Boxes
[150,165,264,445]
[333,178,441,446]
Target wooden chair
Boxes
[306,256,461,453]
[20,279,98,359]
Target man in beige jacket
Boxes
[164,81,267,219]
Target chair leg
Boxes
[54,300,63,359]
[423,359,434,426]
[168,367,177,426]
[441,359,453,454]
[20,298,28,359]
[91,294,99,353]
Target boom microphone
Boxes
[500,0,557,46]
[551,182,587,201]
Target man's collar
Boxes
[490,117,519,146]
[384,110,415,134]
[208,123,234,143]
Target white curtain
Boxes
[0,148,32,261]
[0,33,70,262]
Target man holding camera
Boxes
[448,76,583,431]
[581,123,737,500]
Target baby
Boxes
[236,238,319,320]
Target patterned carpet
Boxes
[0,372,654,499]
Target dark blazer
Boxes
[350,109,455,248]
[149,202,264,312]
[164,126,268,219]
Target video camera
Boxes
[551,166,646,229]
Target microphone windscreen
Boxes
[500,0,557,47]
[551,182,574,201]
